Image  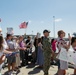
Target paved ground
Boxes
[1,64,74,75]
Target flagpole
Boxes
[53,16,55,38]
[24,22,28,35]
[0,18,1,28]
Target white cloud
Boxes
[55,18,62,22]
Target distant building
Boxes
[14,34,36,39]
[24,35,36,39]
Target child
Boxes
[6,34,17,75]
[0,36,12,75]
[57,30,71,75]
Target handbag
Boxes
[56,47,68,61]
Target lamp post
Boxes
[0,18,2,33]
[53,16,55,38]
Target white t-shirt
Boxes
[3,39,8,49]
[7,40,15,50]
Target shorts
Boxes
[60,60,68,70]
[7,55,16,64]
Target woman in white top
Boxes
[57,30,71,75]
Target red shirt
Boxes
[52,40,57,52]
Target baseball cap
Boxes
[43,29,50,33]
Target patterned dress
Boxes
[37,43,44,66]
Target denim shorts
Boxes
[7,55,16,64]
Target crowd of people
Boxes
[0,29,76,75]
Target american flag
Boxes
[19,22,28,29]
[0,18,1,22]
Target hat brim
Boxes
[43,30,51,33]
[48,31,50,33]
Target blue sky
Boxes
[0,0,76,37]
